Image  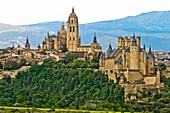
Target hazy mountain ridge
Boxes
[0,10,170,51]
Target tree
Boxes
[0,62,2,69]
[2,49,10,54]
[38,50,47,55]
[158,63,166,71]
[62,53,77,64]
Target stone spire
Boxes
[148,46,152,54]
[61,22,65,30]
[131,36,137,46]
[143,44,146,50]
[107,43,112,55]
[133,33,135,38]
[93,32,97,43]
[26,37,29,44]
[72,7,74,13]
[25,37,30,49]
[47,32,49,37]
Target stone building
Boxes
[42,8,102,57]
[100,35,164,101]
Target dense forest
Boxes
[0,53,170,112]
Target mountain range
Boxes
[0,10,170,52]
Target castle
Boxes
[100,35,164,101]
[42,8,102,57]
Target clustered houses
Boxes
[154,51,170,77]
[0,8,102,66]
[0,38,50,66]
[154,51,170,66]
[100,35,164,101]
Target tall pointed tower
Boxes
[129,36,139,69]
[67,7,79,51]
[25,37,30,49]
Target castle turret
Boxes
[107,44,112,55]
[118,36,122,49]
[148,46,152,54]
[67,7,79,51]
[147,46,155,74]
[129,36,139,69]
[143,44,147,75]
[136,36,141,46]
[143,44,146,50]
[25,37,30,49]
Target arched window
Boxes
[70,37,71,40]
[110,70,113,74]
[73,37,75,40]
[72,20,74,23]
[73,27,75,32]
[70,27,72,32]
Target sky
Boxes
[0,0,170,25]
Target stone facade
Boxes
[42,8,102,57]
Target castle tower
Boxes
[67,7,79,51]
[129,36,139,69]
[25,37,30,49]
[156,68,161,85]
[143,44,147,75]
[122,46,126,69]
[147,47,155,74]
[136,36,141,46]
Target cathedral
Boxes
[42,8,102,57]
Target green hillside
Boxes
[0,54,170,112]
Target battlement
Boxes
[118,36,141,49]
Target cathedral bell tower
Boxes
[67,7,79,51]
